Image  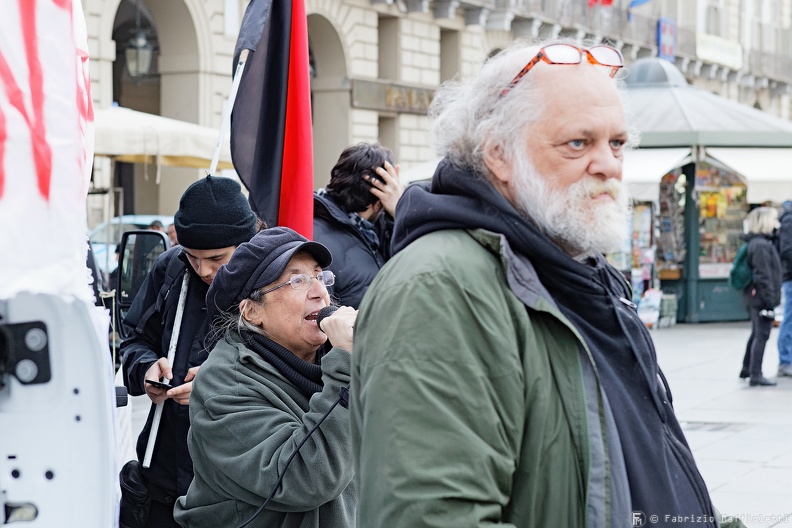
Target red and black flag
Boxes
[231,0,313,238]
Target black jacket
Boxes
[391,160,717,526]
[745,233,782,310]
[120,247,212,497]
[313,193,391,308]
[778,203,792,281]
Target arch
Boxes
[307,13,351,188]
[99,0,212,78]
[147,0,209,216]
[98,0,214,216]
[305,1,351,76]
[307,11,349,78]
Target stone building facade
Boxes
[84,0,792,222]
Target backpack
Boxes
[131,249,188,335]
[729,243,752,291]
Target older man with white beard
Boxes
[350,38,745,528]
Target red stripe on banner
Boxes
[84,64,93,121]
[0,52,32,128]
[0,50,33,201]
[52,0,71,9]
[277,0,313,238]
[20,0,53,201]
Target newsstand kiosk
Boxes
[656,158,749,322]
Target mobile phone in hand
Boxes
[145,379,171,390]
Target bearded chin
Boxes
[511,153,630,257]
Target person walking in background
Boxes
[313,143,403,308]
[775,200,792,377]
[167,222,179,247]
[175,227,357,528]
[351,38,745,528]
[739,206,783,387]
[148,220,166,232]
[120,176,258,528]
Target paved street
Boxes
[652,322,792,527]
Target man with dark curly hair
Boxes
[312,142,403,308]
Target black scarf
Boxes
[240,330,324,399]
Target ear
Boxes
[483,140,512,185]
[239,299,262,327]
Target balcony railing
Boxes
[503,1,657,49]
[492,0,789,88]
[676,25,696,58]
[748,50,792,84]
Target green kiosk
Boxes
[624,58,792,323]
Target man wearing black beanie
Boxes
[120,175,258,528]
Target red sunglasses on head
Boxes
[500,44,624,97]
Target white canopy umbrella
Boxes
[93,106,233,170]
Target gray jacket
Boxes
[745,234,782,310]
[174,333,355,528]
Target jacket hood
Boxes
[314,192,356,227]
[392,159,610,289]
[395,159,549,255]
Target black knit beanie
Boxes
[174,176,257,250]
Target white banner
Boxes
[0,0,95,302]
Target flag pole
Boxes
[208,49,249,176]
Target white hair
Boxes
[745,206,779,235]
[430,37,638,256]
[429,37,640,179]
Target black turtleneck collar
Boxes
[240,330,325,400]
[393,158,619,299]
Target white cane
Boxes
[208,50,248,176]
[142,272,190,468]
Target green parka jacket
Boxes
[351,228,744,528]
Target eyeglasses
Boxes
[500,44,624,97]
[260,270,335,296]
